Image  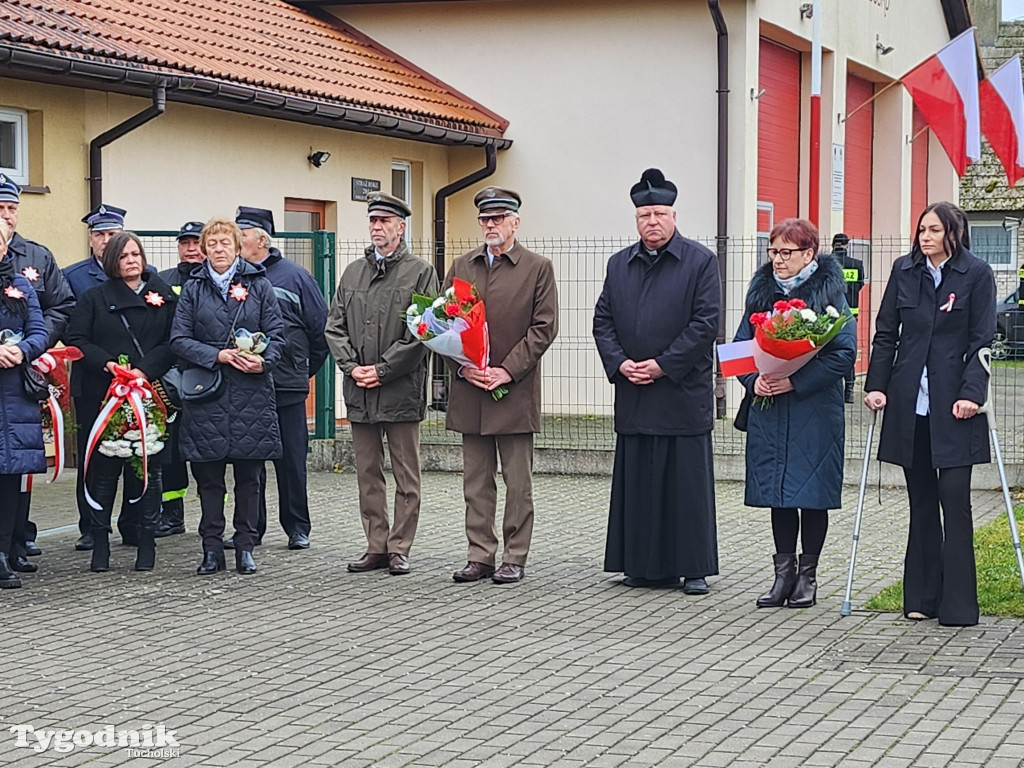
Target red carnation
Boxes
[788,298,807,310]
[417,322,428,338]
[444,302,461,317]
[773,300,791,312]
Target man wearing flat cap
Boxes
[231,206,329,552]
[593,169,721,595]
[444,187,558,585]
[326,192,438,575]
[0,174,76,565]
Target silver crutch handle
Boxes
[977,347,996,430]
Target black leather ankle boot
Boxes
[756,553,797,608]
[90,531,110,572]
[788,554,819,608]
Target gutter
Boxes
[89,85,166,208]
[707,0,729,418]
[0,45,511,150]
[431,144,498,278]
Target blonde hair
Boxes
[200,218,242,255]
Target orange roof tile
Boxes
[0,0,508,139]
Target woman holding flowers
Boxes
[733,218,856,609]
[865,202,996,627]
[170,218,283,576]
[66,231,178,572]
[0,221,47,589]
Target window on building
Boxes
[0,107,28,184]
[969,223,1015,270]
[392,160,412,239]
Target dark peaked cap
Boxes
[630,168,677,207]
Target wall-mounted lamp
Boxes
[750,88,767,101]
[799,3,813,20]
[307,150,331,168]
[1002,216,1021,232]
[875,36,895,56]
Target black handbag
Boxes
[119,314,181,411]
[733,389,753,432]
[180,367,222,401]
[21,362,50,402]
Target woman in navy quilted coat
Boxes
[170,218,283,577]
[0,222,48,589]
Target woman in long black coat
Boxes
[733,218,856,609]
[865,201,996,627]
[170,218,283,576]
[65,232,178,572]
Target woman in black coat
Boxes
[169,218,283,576]
[733,218,856,609]
[65,232,178,573]
[865,201,996,627]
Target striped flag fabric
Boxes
[980,55,1024,188]
[717,340,757,378]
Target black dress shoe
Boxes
[347,553,389,572]
[288,533,310,550]
[154,520,186,538]
[75,534,94,551]
[24,541,42,557]
[682,577,710,595]
[11,556,38,573]
[622,575,679,588]
[388,553,411,575]
[453,561,495,582]
[235,550,258,575]
[492,562,525,584]
[196,551,226,575]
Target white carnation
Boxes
[98,443,117,457]
[826,305,840,318]
[123,430,142,442]
[799,308,817,322]
[116,448,133,458]
[432,296,446,308]
[406,303,419,316]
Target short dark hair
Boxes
[769,218,820,257]
[912,201,968,260]
[101,231,147,280]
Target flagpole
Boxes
[809,0,821,227]
[839,80,901,124]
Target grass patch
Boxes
[864,506,1024,618]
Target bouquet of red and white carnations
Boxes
[405,277,507,400]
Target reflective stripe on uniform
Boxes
[161,488,187,502]
[850,307,859,316]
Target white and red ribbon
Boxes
[41,385,65,483]
[940,293,956,312]
[83,365,154,510]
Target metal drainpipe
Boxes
[432,143,498,278]
[88,84,167,208]
[708,0,729,418]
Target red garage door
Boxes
[757,39,801,234]
[910,106,930,238]
[844,75,874,239]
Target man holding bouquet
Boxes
[445,187,558,584]
[593,169,721,594]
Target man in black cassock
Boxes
[593,169,721,594]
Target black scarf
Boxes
[0,256,28,319]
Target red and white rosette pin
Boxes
[940,293,956,312]
[82,365,155,510]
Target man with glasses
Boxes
[593,168,721,594]
[326,192,437,575]
[445,187,558,584]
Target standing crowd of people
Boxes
[0,170,998,626]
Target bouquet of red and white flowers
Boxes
[31,345,83,483]
[405,277,507,400]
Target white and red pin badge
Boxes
[3,285,24,300]
[144,291,165,307]
[229,283,249,302]
[21,266,39,282]
[939,293,956,312]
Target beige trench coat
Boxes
[443,241,558,435]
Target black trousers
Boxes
[74,396,135,537]
[256,401,311,539]
[0,475,22,557]
[87,455,162,534]
[902,416,978,626]
[10,482,31,559]
[192,459,263,553]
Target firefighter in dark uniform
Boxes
[225,206,329,550]
[153,221,207,538]
[832,233,864,404]
[0,174,76,566]
[63,204,134,551]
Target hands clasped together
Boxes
[463,365,512,392]
[618,358,665,386]
[217,347,264,374]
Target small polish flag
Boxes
[980,55,1024,188]
[901,28,982,177]
[717,340,757,378]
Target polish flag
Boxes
[717,340,757,378]
[901,28,982,177]
[980,56,1024,188]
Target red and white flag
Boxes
[717,340,757,378]
[901,28,982,177]
[980,55,1024,188]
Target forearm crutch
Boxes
[977,348,1024,595]
[841,407,879,617]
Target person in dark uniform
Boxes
[63,204,134,551]
[831,233,864,404]
[152,221,206,539]
[226,206,328,551]
[0,174,75,564]
[865,201,996,627]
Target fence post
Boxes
[313,230,336,440]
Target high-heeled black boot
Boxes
[196,551,226,575]
[787,554,819,608]
[135,529,156,571]
[235,549,257,575]
[0,553,22,589]
[756,553,797,608]
[90,531,110,572]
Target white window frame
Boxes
[392,160,412,239]
[968,219,1016,271]
[0,107,29,185]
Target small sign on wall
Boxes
[831,144,845,211]
[351,177,381,202]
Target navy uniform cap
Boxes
[235,206,275,237]
[0,173,20,204]
[81,204,127,231]
[630,169,677,207]
[367,192,411,219]
[832,233,850,248]
[474,186,521,213]
[177,221,205,241]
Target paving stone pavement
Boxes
[2,469,1022,767]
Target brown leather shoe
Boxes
[452,561,495,582]
[492,562,525,584]
[347,553,389,573]
[388,553,411,575]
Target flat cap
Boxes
[474,186,521,213]
[367,192,411,219]
[630,169,677,208]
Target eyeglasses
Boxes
[766,247,808,261]
[478,213,514,225]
